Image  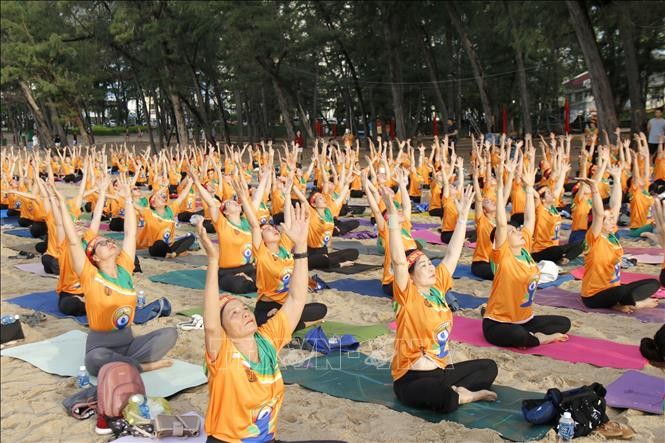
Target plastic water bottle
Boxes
[76,366,90,388]
[557,411,575,441]
[1,314,19,325]
[137,290,146,310]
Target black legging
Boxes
[661,268,665,287]
[202,219,215,234]
[59,292,86,316]
[148,235,195,258]
[177,210,203,223]
[440,229,477,244]
[333,219,360,237]
[308,247,360,270]
[531,241,584,263]
[350,190,364,198]
[482,315,571,348]
[429,208,443,217]
[254,299,327,331]
[18,217,32,227]
[7,208,20,217]
[35,241,47,254]
[109,217,124,232]
[30,221,46,238]
[42,254,59,275]
[471,261,494,280]
[382,283,393,297]
[218,263,257,294]
[582,279,660,309]
[393,359,498,413]
[63,174,81,183]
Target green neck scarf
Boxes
[242,333,279,376]
[98,265,134,290]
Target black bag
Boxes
[1,320,25,345]
[522,383,608,437]
[62,386,97,420]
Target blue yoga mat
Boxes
[452,263,485,281]
[538,273,574,289]
[4,228,33,238]
[453,292,487,309]
[0,209,8,218]
[7,291,88,325]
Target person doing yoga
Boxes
[482,146,571,348]
[54,176,176,379]
[384,180,498,413]
[234,177,327,330]
[577,163,660,312]
[199,199,310,443]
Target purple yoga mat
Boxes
[623,247,664,255]
[339,218,440,230]
[605,370,665,414]
[341,230,377,240]
[536,287,665,323]
[412,229,444,245]
[450,316,646,370]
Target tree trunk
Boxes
[296,92,315,141]
[383,16,406,139]
[19,80,53,146]
[212,79,231,144]
[152,88,166,150]
[618,8,645,133]
[48,103,68,145]
[189,67,215,143]
[234,89,245,139]
[72,108,94,146]
[566,0,620,140]
[260,85,270,139]
[445,3,494,133]
[419,26,449,124]
[271,79,295,141]
[168,91,188,146]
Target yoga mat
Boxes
[605,370,665,415]
[149,269,258,298]
[15,262,58,279]
[293,321,390,343]
[4,228,33,238]
[571,268,662,286]
[0,209,8,218]
[412,229,444,245]
[452,264,485,281]
[114,412,205,442]
[339,218,440,230]
[454,292,488,309]
[322,263,382,275]
[341,230,377,240]
[327,278,385,297]
[630,254,664,265]
[624,247,664,255]
[282,353,551,442]
[536,287,665,323]
[537,274,575,289]
[334,239,443,259]
[104,232,125,241]
[450,316,646,370]
[0,331,207,397]
[6,291,88,325]
[137,249,209,267]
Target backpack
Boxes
[522,383,608,437]
[304,326,359,355]
[97,362,145,418]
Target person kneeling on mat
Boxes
[384,179,498,413]
[483,146,571,348]
[198,197,310,442]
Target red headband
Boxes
[309,193,321,206]
[85,236,103,264]
[406,250,425,270]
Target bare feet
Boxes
[612,304,636,314]
[178,250,190,257]
[635,298,659,309]
[140,359,173,372]
[453,386,497,405]
[533,332,569,345]
[165,252,177,259]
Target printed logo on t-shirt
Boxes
[244,399,277,442]
[552,222,561,241]
[323,232,331,248]
[433,321,451,359]
[242,243,253,264]
[119,208,125,217]
[521,275,539,308]
[112,306,133,329]
[137,218,145,228]
[277,267,292,293]
[163,230,171,243]
[610,262,621,284]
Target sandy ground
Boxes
[1,183,664,442]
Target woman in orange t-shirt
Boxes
[578,167,660,311]
[383,182,498,413]
[239,180,326,330]
[483,150,571,348]
[198,199,309,443]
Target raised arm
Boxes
[278,202,310,334]
[232,178,262,249]
[441,185,474,275]
[89,176,111,234]
[381,187,409,292]
[197,219,224,361]
[363,171,385,231]
[52,184,87,276]
[522,150,537,234]
[191,169,221,223]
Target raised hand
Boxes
[196,217,219,261]
[280,202,309,247]
[455,185,475,215]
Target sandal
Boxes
[177,314,203,331]
[21,311,47,326]
[596,421,624,438]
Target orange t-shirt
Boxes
[581,231,623,297]
[205,310,291,443]
[472,212,495,263]
[655,157,665,181]
[510,182,526,215]
[419,164,431,186]
[391,265,453,381]
[79,250,136,331]
[307,206,336,250]
[570,191,592,231]
[214,215,254,268]
[440,196,458,232]
[44,212,60,258]
[485,229,539,323]
[57,230,97,295]
[533,204,561,252]
[408,170,423,197]
[629,185,654,229]
[378,221,418,285]
[254,238,294,304]
[270,189,286,216]
[429,182,442,210]
[138,203,179,247]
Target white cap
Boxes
[79,366,86,371]
[13,315,19,319]
[562,412,572,419]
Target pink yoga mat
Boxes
[630,254,664,265]
[570,267,664,298]
[449,316,646,370]
[412,229,444,245]
[623,247,664,255]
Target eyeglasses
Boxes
[92,238,114,255]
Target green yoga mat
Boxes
[103,232,125,241]
[282,353,551,442]
[150,269,257,298]
[293,321,389,343]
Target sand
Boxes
[1,186,664,442]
